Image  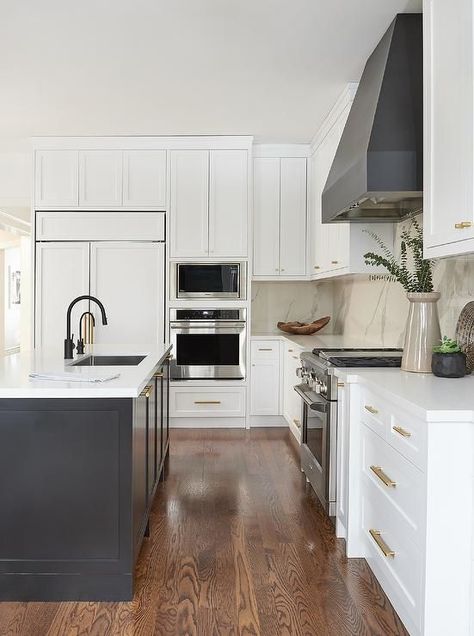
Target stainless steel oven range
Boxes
[169,308,246,380]
[295,348,402,516]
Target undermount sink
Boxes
[71,355,146,367]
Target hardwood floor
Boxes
[0,428,408,636]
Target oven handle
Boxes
[170,322,246,329]
[294,384,329,413]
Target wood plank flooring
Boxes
[0,428,408,636]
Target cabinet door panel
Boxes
[90,242,164,345]
[79,151,122,207]
[123,150,166,209]
[170,150,209,257]
[253,158,280,275]
[35,242,89,348]
[280,158,307,276]
[133,394,147,555]
[250,361,280,415]
[35,150,78,209]
[209,150,248,257]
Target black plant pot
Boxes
[431,352,467,378]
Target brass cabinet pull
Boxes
[292,355,299,359]
[455,221,473,229]
[393,425,411,438]
[364,405,379,415]
[288,349,294,352]
[369,529,395,558]
[258,348,273,351]
[154,372,164,378]
[293,418,301,429]
[194,400,221,405]
[337,382,345,387]
[140,385,152,398]
[314,265,321,269]
[331,260,339,264]
[370,465,396,488]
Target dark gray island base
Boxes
[0,358,170,601]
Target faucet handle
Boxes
[76,337,85,355]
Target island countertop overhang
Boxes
[0,343,172,399]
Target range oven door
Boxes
[173,263,246,300]
[295,383,336,515]
[170,321,246,380]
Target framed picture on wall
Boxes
[8,268,21,307]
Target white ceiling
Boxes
[0,0,421,147]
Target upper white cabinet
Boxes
[170,149,249,258]
[35,150,79,209]
[123,150,167,208]
[79,151,122,208]
[34,148,167,211]
[253,155,307,278]
[309,89,394,279]
[423,0,474,258]
[170,150,209,258]
[209,150,248,258]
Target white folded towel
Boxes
[29,372,120,383]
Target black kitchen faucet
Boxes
[64,295,108,359]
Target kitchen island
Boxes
[0,344,171,601]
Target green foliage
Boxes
[363,218,435,293]
[433,336,461,354]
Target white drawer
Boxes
[362,427,425,546]
[389,409,426,471]
[360,386,390,438]
[36,211,165,241]
[251,340,280,362]
[362,489,423,634]
[170,386,246,418]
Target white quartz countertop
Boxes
[0,344,172,399]
[334,367,474,422]
[251,331,398,350]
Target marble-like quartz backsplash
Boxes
[251,281,335,334]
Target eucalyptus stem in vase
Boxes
[363,218,440,373]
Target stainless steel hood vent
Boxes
[322,14,423,223]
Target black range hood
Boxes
[322,13,423,223]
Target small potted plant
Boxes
[432,337,467,378]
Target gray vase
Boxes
[401,292,441,373]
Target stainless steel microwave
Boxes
[171,262,247,300]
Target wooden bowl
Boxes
[277,316,330,335]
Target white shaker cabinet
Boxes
[170,150,209,258]
[35,150,79,209]
[122,150,167,209]
[423,0,474,257]
[253,158,280,275]
[250,340,281,416]
[170,149,249,258]
[35,242,89,348]
[79,151,123,208]
[89,242,165,345]
[280,158,307,276]
[209,150,248,258]
[253,156,307,278]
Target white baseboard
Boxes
[248,415,287,427]
[170,417,247,429]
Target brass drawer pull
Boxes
[370,465,396,488]
[337,382,345,387]
[314,265,321,269]
[140,385,152,398]
[393,425,411,438]
[154,372,164,378]
[331,260,339,264]
[455,221,472,229]
[369,529,395,558]
[288,349,294,352]
[364,405,379,415]
[258,348,273,351]
[194,400,221,405]
[293,418,301,429]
